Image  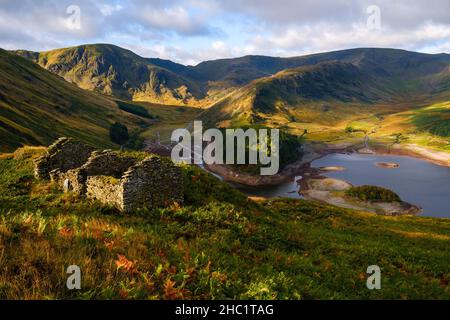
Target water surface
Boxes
[234,153,450,218]
[232,177,302,200]
[312,153,450,218]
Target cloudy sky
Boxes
[1,0,450,65]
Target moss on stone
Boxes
[97,175,120,185]
[115,150,149,161]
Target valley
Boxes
[0,43,449,300]
[2,44,449,217]
[0,49,154,152]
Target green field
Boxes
[0,147,448,299]
[137,102,202,144]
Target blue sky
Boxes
[1,0,450,65]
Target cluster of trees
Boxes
[109,122,147,151]
[221,127,303,174]
[345,185,401,202]
[109,122,129,146]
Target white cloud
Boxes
[243,22,450,58]
[0,0,449,64]
[212,41,226,51]
[98,4,124,17]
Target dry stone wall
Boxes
[34,137,184,212]
[81,150,139,178]
[34,137,95,180]
[86,176,124,210]
[121,156,184,212]
[50,168,86,195]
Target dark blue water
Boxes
[232,176,302,199]
[312,153,450,218]
[234,153,450,218]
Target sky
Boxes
[1,0,450,65]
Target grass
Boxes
[0,146,449,299]
[368,101,450,152]
[411,102,450,137]
[0,49,152,152]
[138,102,202,144]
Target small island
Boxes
[301,178,421,216]
[318,166,346,172]
[376,162,400,169]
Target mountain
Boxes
[14,44,208,107]
[14,45,450,112]
[0,49,151,152]
[200,49,450,127]
[194,48,450,86]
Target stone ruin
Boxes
[34,137,184,212]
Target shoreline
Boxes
[204,144,323,187]
[204,141,447,216]
[366,143,450,167]
[299,177,422,216]
[205,141,450,187]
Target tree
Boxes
[109,122,129,147]
[391,133,407,144]
[300,129,308,138]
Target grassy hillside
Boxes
[0,49,152,152]
[198,51,450,154]
[201,61,391,127]
[201,50,450,122]
[0,147,448,299]
[14,44,207,107]
[193,48,450,88]
[363,101,450,152]
[15,46,450,109]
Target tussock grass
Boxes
[0,147,448,299]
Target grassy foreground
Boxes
[0,147,449,299]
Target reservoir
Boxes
[235,153,450,218]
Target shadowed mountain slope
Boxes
[14,44,207,107]
[0,49,151,152]
[15,45,450,109]
[199,50,450,126]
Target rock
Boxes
[34,137,95,180]
[34,137,184,212]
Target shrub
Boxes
[345,126,354,133]
[109,122,129,146]
[116,101,153,119]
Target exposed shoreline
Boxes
[204,144,322,187]
[204,141,448,216]
[299,177,422,216]
[205,141,450,187]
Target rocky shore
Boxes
[205,139,450,187]
[368,143,450,167]
[201,140,448,216]
[299,177,421,216]
[204,144,322,187]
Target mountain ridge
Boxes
[7,44,450,152]
[13,44,450,109]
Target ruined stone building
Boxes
[34,137,183,212]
